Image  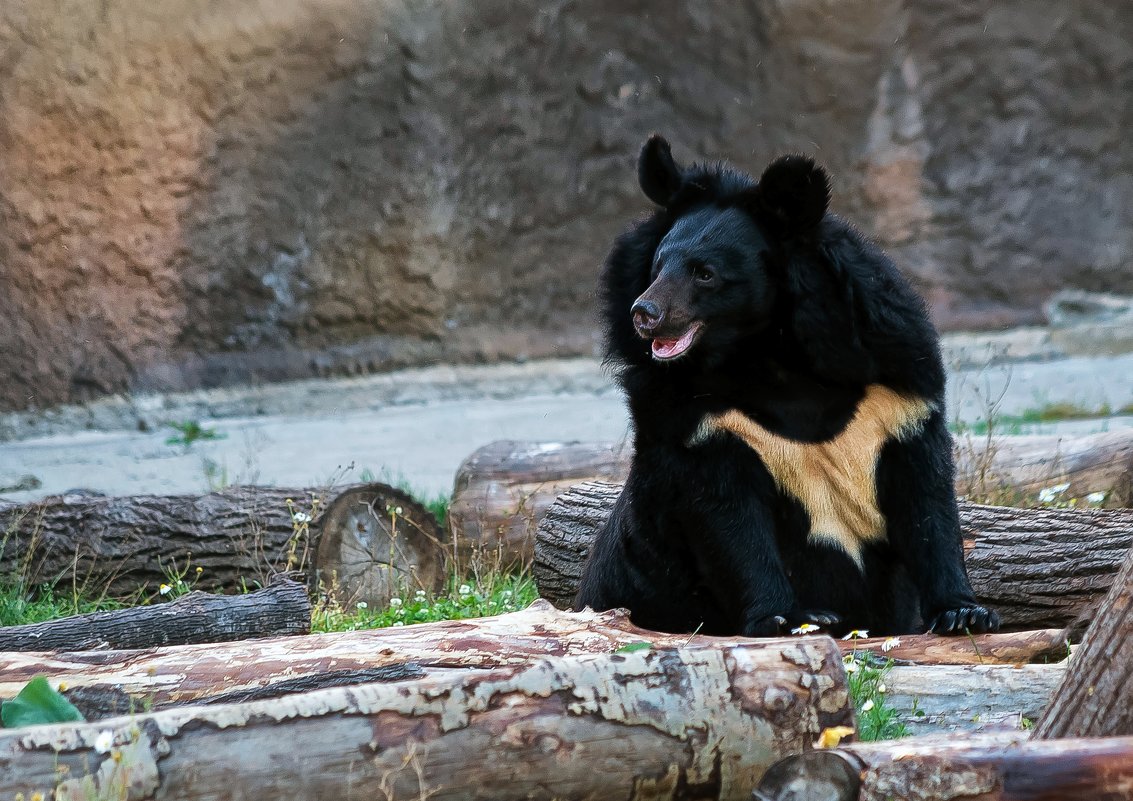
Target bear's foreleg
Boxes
[877,412,1000,635]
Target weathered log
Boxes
[838,628,1067,666]
[1035,539,1133,738]
[0,601,1061,712]
[448,439,630,564]
[313,483,447,606]
[2,639,851,801]
[755,734,1133,801]
[534,481,1133,629]
[451,432,1133,563]
[876,663,1064,736]
[954,428,1133,506]
[0,575,310,651]
[0,482,442,600]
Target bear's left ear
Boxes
[638,134,684,207]
[753,155,831,232]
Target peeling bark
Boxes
[755,734,1133,801]
[534,481,1133,629]
[0,575,310,651]
[1,639,851,801]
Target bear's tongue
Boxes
[652,324,701,359]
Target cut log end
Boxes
[315,483,447,606]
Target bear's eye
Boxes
[693,264,715,284]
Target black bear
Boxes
[574,135,999,638]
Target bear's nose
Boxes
[631,299,663,332]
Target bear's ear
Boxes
[638,134,683,207]
[754,155,831,231]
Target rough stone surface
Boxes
[1,1,1131,411]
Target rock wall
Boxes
[1,0,1130,411]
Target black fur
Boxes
[575,136,998,637]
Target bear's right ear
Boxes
[638,134,683,207]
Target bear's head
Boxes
[629,135,832,364]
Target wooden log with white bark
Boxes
[450,431,1133,563]
[0,482,444,605]
[0,602,1063,739]
[534,481,1133,630]
[754,734,1133,801]
[0,575,310,652]
[1,638,851,801]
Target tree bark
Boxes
[450,432,1133,565]
[1,639,851,801]
[838,628,1066,666]
[1034,542,1133,739]
[0,482,441,601]
[313,483,447,606]
[754,734,1133,801]
[0,575,310,651]
[448,439,631,565]
[534,481,1133,630]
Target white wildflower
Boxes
[1087,491,1107,504]
[501,590,513,598]
[458,584,472,595]
[1038,483,1071,503]
[881,637,901,652]
[841,629,869,640]
[355,601,368,610]
[843,659,859,674]
[291,511,311,523]
[389,597,403,607]
[791,623,821,635]
[159,583,172,596]
[861,699,875,712]
[393,621,405,627]
[415,589,427,599]
[877,683,886,693]
[94,730,115,754]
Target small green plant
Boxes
[154,558,204,601]
[165,420,224,449]
[1,675,84,728]
[844,653,910,741]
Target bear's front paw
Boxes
[744,609,842,637]
[926,605,1000,635]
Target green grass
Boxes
[0,582,124,627]
[311,572,537,633]
[844,653,912,741]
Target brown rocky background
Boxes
[0,1,1130,412]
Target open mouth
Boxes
[651,322,703,361]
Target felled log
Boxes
[2,639,851,801]
[954,428,1133,506]
[876,663,1064,735]
[838,628,1066,666]
[754,734,1133,801]
[534,481,1133,629]
[0,575,310,652]
[0,482,443,603]
[1035,539,1133,738]
[448,439,630,565]
[0,602,1062,740]
[451,431,1133,563]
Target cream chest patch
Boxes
[697,385,933,566]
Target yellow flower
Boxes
[159,583,172,595]
[814,725,855,748]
